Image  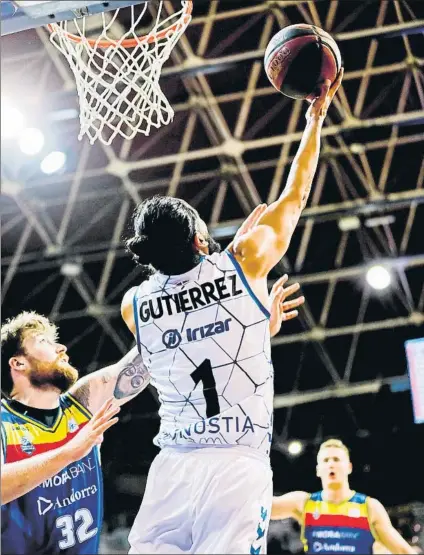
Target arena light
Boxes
[288,440,304,457]
[366,265,392,291]
[19,127,45,156]
[350,143,365,154]
[40,151,66,174]
[1,99,25,139]
[338,216,360,231]
[60,262,82,277]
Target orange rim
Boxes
[47,1,192,48]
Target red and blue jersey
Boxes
[301,491,378,554]
[1,394,103,555]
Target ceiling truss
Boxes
[1,1,424,422]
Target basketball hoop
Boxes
[48,1,193,145]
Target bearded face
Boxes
[17,332,79,393]
[25,353,78,393]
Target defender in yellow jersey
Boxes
[271,439,415,554]
[1,311,150,555]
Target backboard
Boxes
[1,0,144,35]
[405,338,424,424]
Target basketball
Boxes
[264,24,342,101]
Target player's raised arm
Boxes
[233,70,343,278]
[271,491,309,521]
[368,498,416,554]
[68,344,150,414]
[226,204,306,337]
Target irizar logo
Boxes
[186,318,232,342]
[162,329,182,349]
[162,318,233,349]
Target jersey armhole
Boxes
[133,285,142,353]
[299,493,311,551]
[61,392,94,419]
[365,496,381,543]
[1,422,7,463]
[225,250,270,319]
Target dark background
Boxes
[1,0,424,551]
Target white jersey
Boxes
[133,250,274,457]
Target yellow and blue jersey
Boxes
[301,491,378,554]
[1,394,103,555]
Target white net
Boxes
[48,1,192,145]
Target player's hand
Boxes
[65,397,120,462]
[306,67,344,121]
[228,203,268,254]
[269,275,305,337]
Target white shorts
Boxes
[128,446,273,554]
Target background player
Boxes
[1,311,150,555]
[121,72,343,554]
[271,439,415,554]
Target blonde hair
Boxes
[318,439,350,460]
[1,311,58,397]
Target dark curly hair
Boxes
[125,196,213,276]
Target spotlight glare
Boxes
[19,127,45,156]
[60,262,82,277]
[1,100,25,139]
[366,265,392,291]
[338,216,360,232]
[40,151,66,174]
[288,440,304,456]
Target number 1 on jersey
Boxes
[190,359,220,418]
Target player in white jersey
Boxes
[121,72,343,554]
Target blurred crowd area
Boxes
[99,502,424,554]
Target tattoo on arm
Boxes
[113,354,150,400]
[301,182,313,211]
[71,381,91,409]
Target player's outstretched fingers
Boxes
[330,67,344,98]
[272,275,288,291]
[282,310,299,321]
[229,203,267,253]
[271,275,288,301]
[250,203,267,223]
[94,434,104,446]
[92,405,120,431]
[280,282,301,302]
[273,279,298,309]
[93,397,115,420]
[241,203,267,233]
[282,296,305,312]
